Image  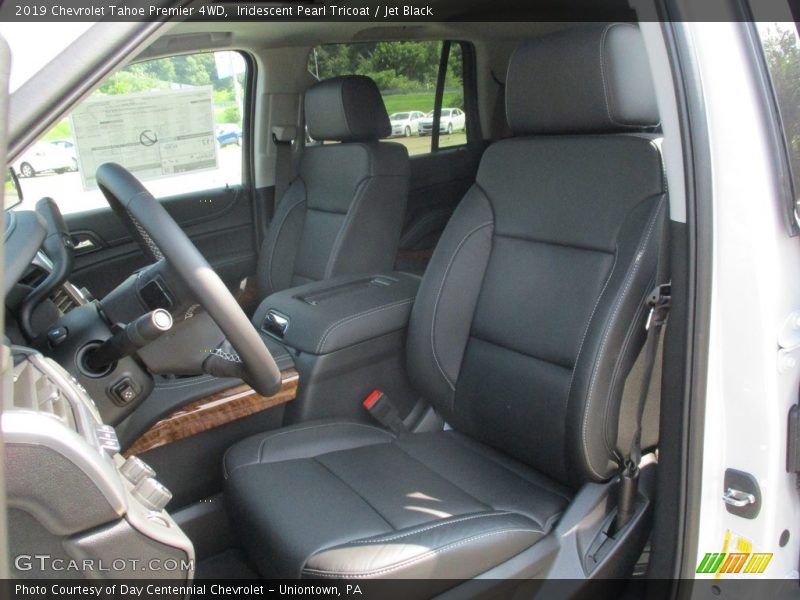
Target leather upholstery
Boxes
[225,422,570,579]
[305,76,391,142]
[406,134,666,487]
[253,271,421,354]
[506,24,659,135]
[227,24,666,580]
[256,76,409,298]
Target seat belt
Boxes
[612,219,671,535]
[271,125,297,206]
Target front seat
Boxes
[255,75,410,299]
[225,24,666,581]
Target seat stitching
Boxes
[493,232,615,255]
[444,433,572,503]
[580,195,665,479]
[257,422,392,464]
[302,528,540,578]
[430,221,494,391]
[266,192,306,295]
[600,277,653,460]
[469,334,574,371]
[349,512,514,544]
[599,23,637,129]
[312,456,395,531]
[388,441,496,513]
[316,298,414,354]
[224,422,393,477]
[564,251,618,475]
[323,174,373,278]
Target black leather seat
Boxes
[255,75,410,298]
[225,24,666,580]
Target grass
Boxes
[382,91,462,115]
[42,118,73,141]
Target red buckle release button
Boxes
[363,390,384,410]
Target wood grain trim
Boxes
[124,368,299,457]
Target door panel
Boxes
[65,185,256,297]
[396,145,482,271]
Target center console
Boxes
[253,271,422,422]
[2,346,193,579]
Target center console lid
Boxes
[253,272,420,355]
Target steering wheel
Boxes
[95,162,282,397]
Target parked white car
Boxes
[13,141,78,177]
[389,111,425,137]
[418,108,466,135]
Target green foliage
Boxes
[41,118,73,141]
[96,52,225,96]
[311,41,462,94]
[214,88,234,104]
[221,104,241,124]
[762,26,800,175]
[311,41,465,123]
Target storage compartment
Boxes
[253,271,421,355]
[252,272,422,423]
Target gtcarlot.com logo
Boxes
[696,552,773,575]
[14,554,194,572]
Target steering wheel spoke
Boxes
[96,162,282,397]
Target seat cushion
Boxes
[224,420,571,579]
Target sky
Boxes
[0,22,95,92]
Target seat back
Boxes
[407,24,666,488]
[256,76,410,298]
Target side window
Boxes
[438,44,467,149]
[308,41,470,156]
[757,23,800,225]
[14,50,248,213]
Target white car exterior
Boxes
[389,111,425,137]
[418,108,466,135]
[13,141,77,177]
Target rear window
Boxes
[308,41,469,156]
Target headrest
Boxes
[506,24,659,135]
[305,75,391,142]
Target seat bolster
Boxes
[256,179,308,299]
[406,187,495,414]
[567,191,668,483]
[302,511,542,579]
[223,420,394,478]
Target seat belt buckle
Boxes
[271,125,297,145]
[645,283,671,331]
[363,390,407,435]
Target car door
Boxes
[454,108,466,131]
[14,50,260,299]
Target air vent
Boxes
[7,359,76,430]
[51,287,77,314]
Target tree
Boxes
[762,25,800,174]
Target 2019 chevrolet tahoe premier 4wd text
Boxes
[0,0,798,598]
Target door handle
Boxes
[722,487,756,508]
[70,232,101,255]
[73,238,95,251]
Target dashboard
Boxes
[4,208,194,579]
[2,344,194,579]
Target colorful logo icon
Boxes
[696,552,773,575]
